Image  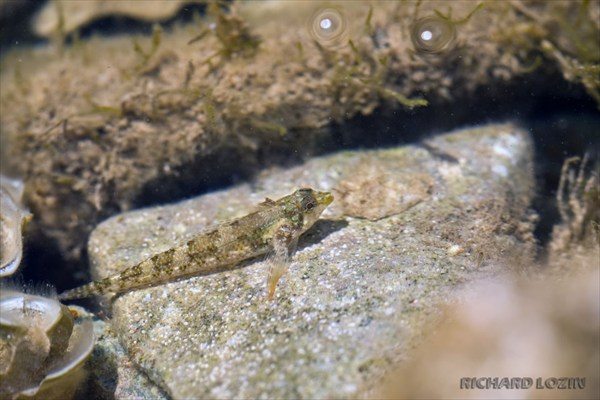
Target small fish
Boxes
[59,188,333,301]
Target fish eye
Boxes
[302,197,316,211]
[410,16,456,54]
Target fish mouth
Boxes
[320,192,334,205]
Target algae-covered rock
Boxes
[86,123,535,398]
[2,0,594,268]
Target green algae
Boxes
[132,24,163,72]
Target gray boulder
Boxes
[88,123,535,398]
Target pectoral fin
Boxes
[267,258,289,299]
[266,224,298,299]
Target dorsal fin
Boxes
[258,197,277,208]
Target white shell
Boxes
[0,290,95,400]
[0,175,30,277]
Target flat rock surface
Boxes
[83,315,169,400]
[88,123,535,399]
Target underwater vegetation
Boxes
[506,0,600,105]
[0,289,94,400]
[188,2,261,64]
[550,154,600,255]
[0,175,30,278]
[0,0,598,275]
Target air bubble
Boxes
[421,30,433,41]
[410,16,456,54]
[309,8,348,49]
[320,18,332,30]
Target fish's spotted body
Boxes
[59,188,333,301]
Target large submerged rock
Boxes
[88,123,535,398]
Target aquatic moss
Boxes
[132,24,163,72]
[188,2,261,63]
[507,1,600,106]
[550,153,599,254]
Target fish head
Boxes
[289,188,333,232]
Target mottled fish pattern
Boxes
[59,188,333,300]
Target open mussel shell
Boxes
[0,175,31,277]
[0,291,94,400]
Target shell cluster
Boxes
[0,175,30,277]
[0,290,94,400]
[410,16,456,54]
[308,7,348,49]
